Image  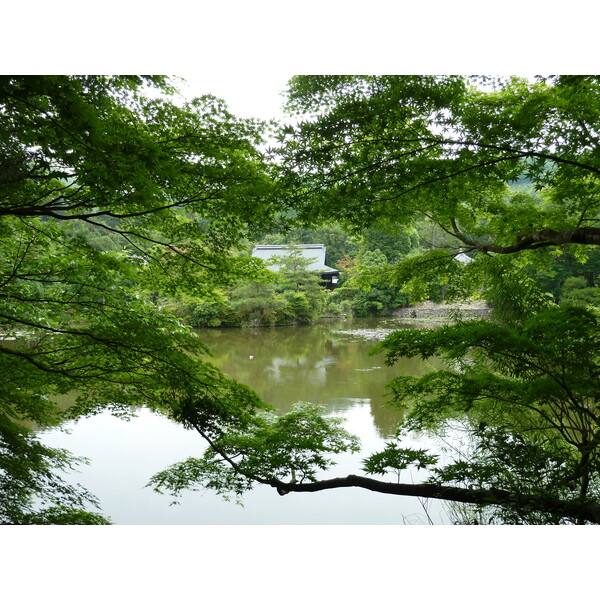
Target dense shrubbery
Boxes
[175,238,418,327]
[179,285,326,327]
[326,285,410,318]
[171,223,453,327]
[174,248,328,327]
[560,276,600,308]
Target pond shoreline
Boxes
[194,300,492,329]
[392,300,492,323]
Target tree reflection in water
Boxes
[40,318,452,524]
[201,317,434,438]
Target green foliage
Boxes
[562,286,600,308]
[149,402,360,502]
[481,255,555,322]
[282,291,312,324]
[361,226,419,262]
[559,276,600,308]
[258,223,359,268]
[5,73,600,524]
[0,75,277,522]
[430,426,575,524]
[563,276,587,293]
[337,286,406,318]
[331,247,412,316]
[185,296,241,328]
[275,245,327,321]
[19,508,112,525]
[0,415,110,524]
[527,247,600,302]
[366,249,467,304]
[230,282,290,325]
[363,443,438,482]
[279,76,600,301]
[178,244,328,327]
[151,74,600,523]
[375,305,600,522]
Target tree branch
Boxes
[449,219,600,254]
[270,474,600,524]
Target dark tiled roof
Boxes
[251,244,339,274]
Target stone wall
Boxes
[393,300,492,321]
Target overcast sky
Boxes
[177,71,293,121]
[8,1,594,125]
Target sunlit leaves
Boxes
[373,304,600,521]
[278,75,600,299]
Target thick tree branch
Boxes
[329,134,600,178]
[271,474,600,524]
[0,191,220,220]
[449,219,600,254]
[420,136,600,178]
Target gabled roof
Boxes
[251,244,339,274]
[454,252,473,264]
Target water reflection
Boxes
[38,317,452,524]
[201,318,433,438]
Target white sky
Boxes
[7,1,597,126]
[176,71,293,121]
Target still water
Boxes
[41,317,454,524]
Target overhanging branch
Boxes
[197,426,600,523]
[271,474,600,524]
[450,219,600,254]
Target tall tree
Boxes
[280,75,600,249]
[0,75,274,522]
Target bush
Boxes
[230,294,290,326]
[561,277,600,308]
[561,286,600,308]
[188,299,240,327]
[283,291,315,324]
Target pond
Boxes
[40,317,456,524]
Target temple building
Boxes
[251,244,340,289]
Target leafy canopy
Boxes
[0,75,276,522]
[145,75,600,524]
[277,75,600,303]
[375,305,600,523]
[6,74,600,525]
[152,75,600,524]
